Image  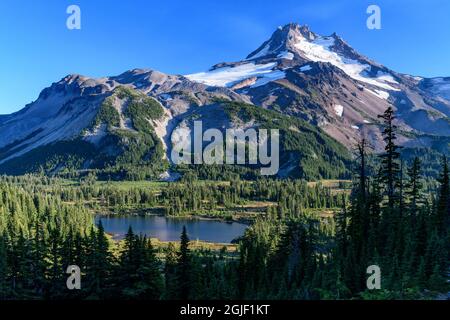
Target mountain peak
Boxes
[246,23,318,60]
[282,23,314,37]
[245,23,380,70]
[275,23,315,39]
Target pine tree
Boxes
[16,230,38,299]
[406,157,424,218]
[117,226,138,298]
[31,222,47,298]
[46,228,63,299]
[436,156,449,234]
[377,107,402,209]
[342,139,372,293]
[163,243,179,299]
[84,222,112,299]
[0,234,9,299]
[177,226,191,300]
[135,236,164,299]
[356,138,369,203]
[377,107,405,285]
[116,226,163,299]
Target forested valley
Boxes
[0,107,448,300]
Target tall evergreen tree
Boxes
[31,222,47,298]
[46,228,63,299]
[436,156,449,233]
[135,236,164,299]
[377,107,402,209]
[177,226,191,300]
[0,234,9,299]
[435,156,450,268]
[116,226,163,299]
[163,243,179,299]
[406,157,424,218]
[117,226,138,298]
[84,222,112,299]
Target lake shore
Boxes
[96,214,248,244]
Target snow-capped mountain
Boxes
[0,23,448,178]
[188,23,399,91]
[187,23,450,151]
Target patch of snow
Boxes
[294,36,400,91]
[363,120,371,124]
[351,125,360,130]
[277,51,294,60]
[251,70,286,88]
[375,71,399,84]
[334,104,344,117]
[247,43,271,60]
[186,62,285,88]
[299,65,312,72]
[366,88,390,100]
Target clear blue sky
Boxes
[1,0,449,114]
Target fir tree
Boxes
[436,156,449,234]
[406,157,424,218]
[177,226,191,300]
[84,222,112,299]
[377,107,402,209]
[163,243,179,300]
[46,228,63,299]
[135,236,164,299]
[0,234,9,299]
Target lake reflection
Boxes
[95,215,248,243]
